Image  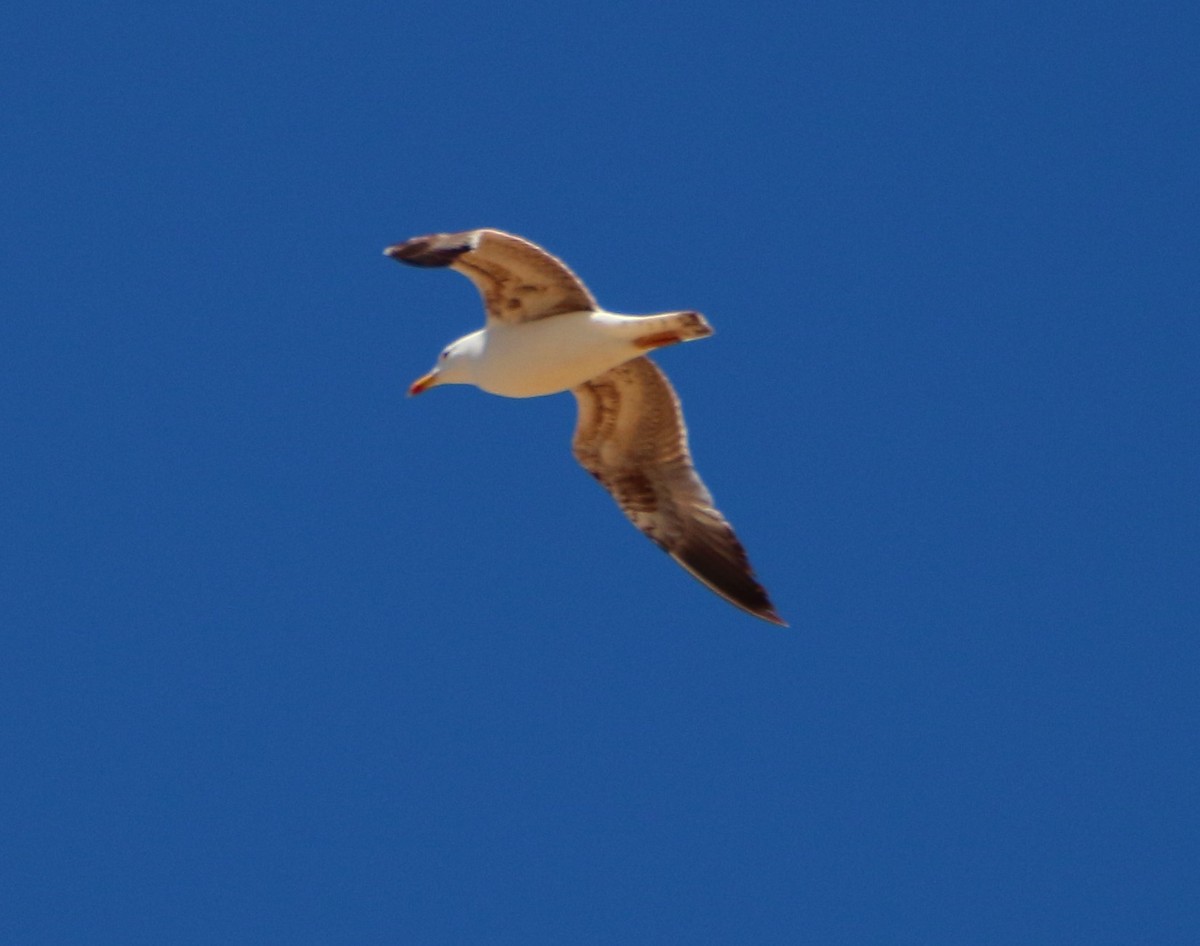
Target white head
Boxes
[408,330,485,396]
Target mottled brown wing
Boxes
[385,228,597,324]
[571,357,785,626]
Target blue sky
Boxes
[3,1,1198,943]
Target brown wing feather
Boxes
[571,357,785,626]
[385,228,597,324]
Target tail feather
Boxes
[668,310,714,341]
[632,311,713,350]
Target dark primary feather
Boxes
[572,357,785,626]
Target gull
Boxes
[386,228,785,626]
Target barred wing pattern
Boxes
[386,229,597,324]
[572,356,784,625]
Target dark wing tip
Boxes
[384,232,476,268]
[758,606,790,628]
[671,530,788,627]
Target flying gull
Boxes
[385,228,785,626]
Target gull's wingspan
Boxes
[385,229,597,324]
[571,356,785,625]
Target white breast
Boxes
[473,312,643,398]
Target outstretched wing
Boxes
[571,356,785,625]
[385,228,597,324]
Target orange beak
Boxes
[408,371,438,397]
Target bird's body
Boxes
[386,228,785,626]
[438,310,712,398]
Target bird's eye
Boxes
[439,350,449,361]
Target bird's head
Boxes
[409,332,483,396]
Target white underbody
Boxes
[454,311,676,398]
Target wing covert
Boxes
[386,228,597,324]
[571,357,784,625]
